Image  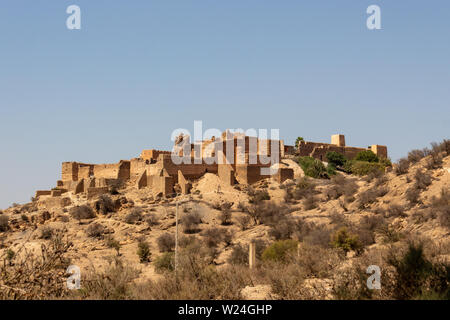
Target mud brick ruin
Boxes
[34,132,386,208]
[289,134,387,161]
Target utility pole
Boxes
[175,200,179,275]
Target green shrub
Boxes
[343,160,384,176]
[137,239,151,263]
[154,252,175,273]
[326,151,347,167]
[387,243,449,299]
[295,137,304,148]
[297,156,329,179]
[331,228,362,253]
[262,240,298,263]
[354,150,379,163]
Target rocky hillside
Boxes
[0,142,449,300]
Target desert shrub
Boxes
[394,158,410,175]
[414,170,432,190]
[219,202,233,225]
[359,215,386,232]
[0,215,9,232]
[326,163,337,176]
[137,239,151,263]
[379,225,404,243]
[86,222,105,239]
[386,204,406,218]
[181,211,202,234]
[154,252,175,273]
[325,175,358,200]
[157,233,175,252]
[344,160,384,176]
[326,151,347,167]
[408,149,427,163]
[386,242,449,299]
[357,188,378,209]
[144,213,160,226]
[331,228,362,253]
[69,205,95,221]
[303,194,317,210]
[76,257,138,300]
[295,244,341,278]
[236,215,251,231]
[430,188,450,229]
[269,216,296,240]
[243,201,289,226]
[0,233,72,299]
[94,195,115,215]
[405,186,421,206]
[39,226,53,240]
[201,227,232,248]
[125,208,143,224]
[285,177,317,202]
[105,236,121,255]
[425,153,443,170]
[248,189,270,204]
[228,240,266,266]
[354,150,379,163]
[21,214,29,222]
[303,225,332,249]
[298,156,329,179]
[262,239,298,263]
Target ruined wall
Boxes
[140,149,171,162]
[62,162,78,181]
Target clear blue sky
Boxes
[0,1,449,208]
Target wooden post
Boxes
[249,242,256,269]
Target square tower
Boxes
[331,134,346,147]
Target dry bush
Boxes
[303,225,332,249]
[303,194,317,210]
[414,170,432,190]
[248,188,270,204]
[425,153,443,170]
[144,213,160,226]
[86,222,106,239]
[386,204,406,218]
[94,195,115,215]
[181,211,202,234]
[324,174,358,201]
[39,226,54,240]
[430,188,450,229]
[331,228,362,254]
[0,232,72,299]
[219,202,233,226]
[357,188,378,209]
[394,158,410,175]
[125,208,143,224]
[259,263,306,299]
[359,214,386,232]
[133,244,252,299]
[228,239,266,266]
[75,257,139,300]
[105,236,121,255]
[201,227,232,248]
[69,205,96,221]
[269,216,297,240]
[405,185,421,206]
[0,215,9,232]
[157,233,175,252]
[285,177,317,203]
[137,239,151,263]
[236,214,251,231]
[243,201,289,226]
[295,244,342,278]
[407,149,427,164]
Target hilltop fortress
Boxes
[34,132,387,209]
